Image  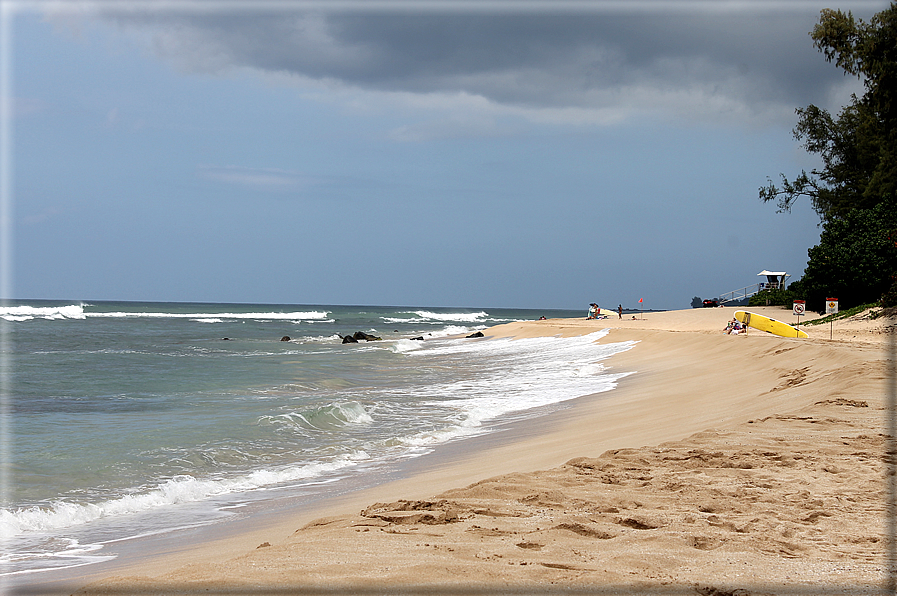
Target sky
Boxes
[3,0,891,310]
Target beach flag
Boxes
[638,298,643,303]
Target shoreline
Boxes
[23,307,894,595]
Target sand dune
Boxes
[73,306,894,595]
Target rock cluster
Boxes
[341,331,382,344]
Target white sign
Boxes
[793,300,806,316]
[826,298,839,315]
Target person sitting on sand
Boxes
[587,303,598,319]
[725,318,746,335]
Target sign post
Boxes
[826,298,838,340]
[793,300,806,330]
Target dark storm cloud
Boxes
[94,3,886,121]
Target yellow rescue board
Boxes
[734,310,808,339]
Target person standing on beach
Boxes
[618,304,623,319]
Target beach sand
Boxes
[69,306,894,595]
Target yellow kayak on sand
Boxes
[734,310,809,338]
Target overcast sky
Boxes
[5,0,890,310]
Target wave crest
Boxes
[0,454,367,539]
[260,401,373,431]
[0,304,86,321]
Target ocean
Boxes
[0,300,634,581]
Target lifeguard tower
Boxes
[758,270,790,291]
[716,270,791,305]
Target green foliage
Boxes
[690,296,703,308]
[748,287,799,307]
[759,4,897,221]
[795,195,897,312]
[871,306,897,318]
[759,5,897,315]
[801,302,880,325]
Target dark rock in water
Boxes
[410,336,424,341]
[466,331,485,338]
[222,338,230,341]
[280,336,291,342]
[352,331,382,341]
[341,331,382,343]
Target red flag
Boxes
[638,298,643,303]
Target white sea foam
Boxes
[0,453,367,539]
[0,539,114,576]
[394,325,479,341]
[388,325,484,352]
[381,316,426,324]
[0,304,330,322]
[0,304,87,321]
[337,402,374,424]
[391,339,424,353]
[411,310,489,323]
[89,310,329,320]
[429,324,483,338]
[290,334,342,343]
[396,330,635,447]
[259,401,374,430]
[382,311,490,324]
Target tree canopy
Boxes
[760,4,897,221]
[788,194,897,310]
[759,4,897,312]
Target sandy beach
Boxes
[66,306,894,595]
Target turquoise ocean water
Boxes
[0,300,634,581]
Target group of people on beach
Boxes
[724,318,746,335]
[587,304,624,320]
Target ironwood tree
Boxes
[760,4,897,311]
[760,4,896,221]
